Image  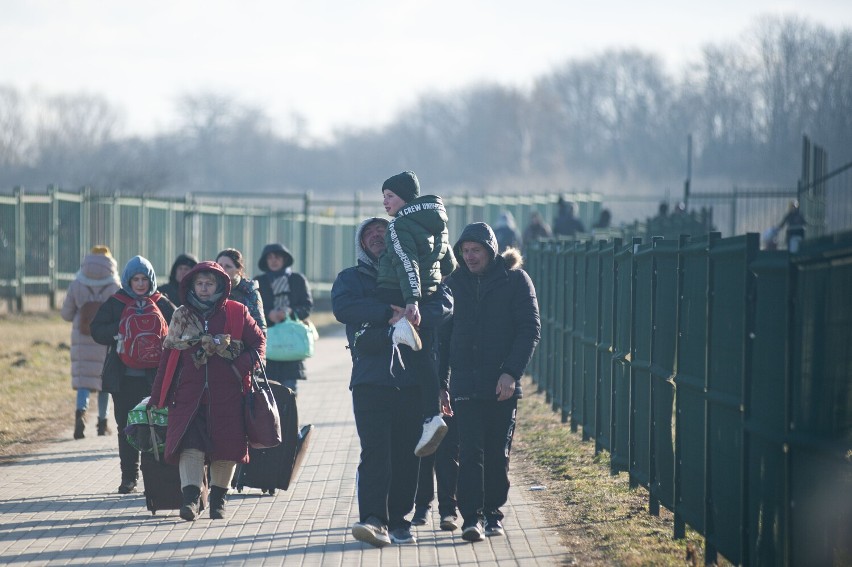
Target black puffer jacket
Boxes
[440,222,541,401]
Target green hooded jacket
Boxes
[376,194,457,304]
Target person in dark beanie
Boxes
[439,222,541,543]
[332,216,453,546]
[254,243,313,392]
[159,253,199,307]
[375,170,457,459]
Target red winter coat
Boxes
[150,262,266,466]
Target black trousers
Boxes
[373,287,441,418]
[455,397,518,526]
[352,384,422,530]
[111,372,155,481]
[415,414,459,517]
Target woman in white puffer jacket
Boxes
[60,245,120,439]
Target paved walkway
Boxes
[0,329,571,566]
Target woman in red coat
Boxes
[150,261,266,521]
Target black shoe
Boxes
[461,521,484,542]
[97,418,110,436]
[180,485,202,521]
[484,518,505,537]
[389,526,417,544]
[74,410,86,440]
[117,478,137,494]
[209,486,228,520]
[411,506,430,526]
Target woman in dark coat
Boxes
[158,253,198,307]
[216,248,267,331]
[149,262,265,521]
[90,255,175,495]
[254,243,313,392]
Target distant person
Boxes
[158,253,198,307]
[656,201,669,219]
[60,245,120,439]
[216,248,266,331]
[255,243,313,392]
[592,209,612,230]
[521,211,552,252]
[492,211,521,253]
[777,200,806,253]
[375,171,457,458]
[552,196,585,237]
[90,255,175,494]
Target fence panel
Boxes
[560,241,576,423]
[704,233,758,565]
[788,231,852,566]
[571,241,589,432]
[673,232,719,535]
[648,238,679,514]
[595,238,621,453]
[526,242,545,389]
[581,242,601,440]
[0,196,17,301]
[629,239,655,489]
[610,238,637,473]
[745,250,791,566]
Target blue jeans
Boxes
[76,389,110,419]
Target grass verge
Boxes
[513,375,724,566]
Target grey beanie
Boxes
[381,171,420,203]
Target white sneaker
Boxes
[392,318,422,351]
[414,415,448,457]
[352,518,391,548]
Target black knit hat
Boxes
[381,171,420,203]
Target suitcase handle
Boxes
[146,407,160,463]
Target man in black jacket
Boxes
[440,222,541,543]
[332,217,453,547]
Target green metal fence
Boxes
[0,186,598,311]
[527,229,852,566]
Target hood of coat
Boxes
[80,253,119,284]
[121,256,158,298]
[167,253,199,286]
[453,222,524,275]
[392,195,448,234]
[453,222,498,262]
[355,216,389,269]
[257,243,294,272]
[178,261,232,310]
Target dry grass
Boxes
[513,376,728,566]
[0,313,75,460]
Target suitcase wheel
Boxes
[269,488,276,496]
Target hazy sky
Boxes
[3,0,851,142]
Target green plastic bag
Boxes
[266,316,316,361]
[125,396,168,455]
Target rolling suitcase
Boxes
[233,380,313,495]
[140,452,208,515]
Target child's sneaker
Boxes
[414,415,448,457]
[392,318,422,351]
